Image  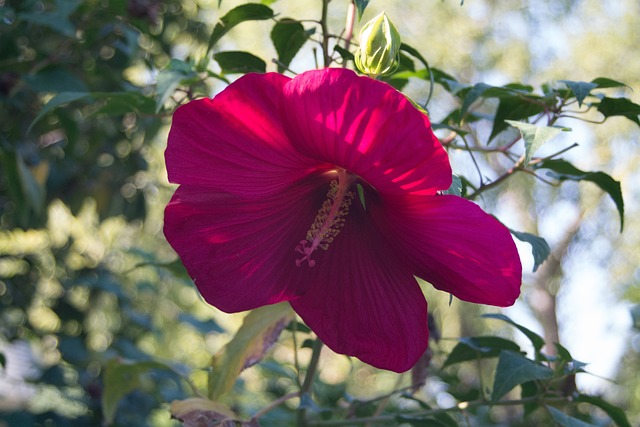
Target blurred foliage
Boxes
[1,0,639,426]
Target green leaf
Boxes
[0,353,5,369]
[597,97,640,126]
[482,313,546,353]
[460,82,492,118]
[575,394,631,427]
[554,343,588,374]
[155,59,196,112]
[95,92,156,115]
[208,4,274,52]
[10,152,46,218]
[534,159,624,231]
[19,0,80,37]
[354,0,370,19]
[271,19,310,72]
[505,120,564,165]
[102,360,180,424]
[24,67,88,93]
[209,302,294,399]
[591,77,629,89]
[396,414,457,427]
[510,230,551,272]
[214,51,266,74]
[491,350,553,401]
[443,336,521,367]
[489,96,545,142]
[178,312,224,334]
[28,91,90,132]
[443,174,462,196]
[559,80,597,107]
[546,406,598,427]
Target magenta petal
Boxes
[166,73,320,198]
[281,69,452,196]
[290,202,429,373]
[373,195,522,306]
[163,176,330,312]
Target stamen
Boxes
[296,171,355,267]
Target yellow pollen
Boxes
[296,172,355,267]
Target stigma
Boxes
[296,169,356,267]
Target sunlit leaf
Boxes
[209,303,295,399]
[489,96,545,142]
[575,394,632,427]
[534,159,624,231]
[546,406,598,427]
[271,19,311,72]
[443,336,521,367]
[482,313,546,352]
[510,230,551,272]
[214,51,266,74]
[506,120,564,165]
[491,351,553,401]
[170,398,239,427]
[208,4,274,52]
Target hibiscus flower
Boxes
[164,68,522,372]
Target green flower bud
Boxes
[354,12,401,78]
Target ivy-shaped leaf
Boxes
[491,350,553,401]
[534,159,624,231]
[214,51,266,74]
[354,0,370,19]
[208,4,274,52]
[489,96,545,142]
[505,120,565,165]
[510,230,551,273]
[209,302,294,399]
[559,80,597,107]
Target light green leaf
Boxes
[155,59,196,112]
[505,120,564,165]
[489,97,545,142]
[170,398,238,426]
[510,230,551,272]
[546,406,598,427]
[443,174,462,196]
[534,159,624,231]
[207,4,274,52]
[214,51,266,74]
[209,302,295,399]
[491,350,553,401]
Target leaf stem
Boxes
[297,339,324,426]
[320,0,331,67]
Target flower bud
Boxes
[354,12,401,78]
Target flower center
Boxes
[295,169,356,267]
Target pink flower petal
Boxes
[372,194,522,306]
[166,73,322,198]
[290,198,429,373]
[163,174,332,313]
[281,69,452,196]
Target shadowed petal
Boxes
[166,73,322,198]
[281,68,451,196]
[373,195,522,306]
[290,200,429,372]
[164,175,332,313]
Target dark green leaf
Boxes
[271,19,310,72]
[489,96,545,142]
[333,45,355,62]
[178,313,224,334]
[96,92,156,115]
[534,159,624,231]
[510,230,551,272]
[29,92,90,132]
[597,97,640,126]
[443,336,521,367]
[546,406,598,427]
[155,59,196,112]
[460,82,492,118]
[505,120,564,165]
[19,0,80,37]
[24,67,88,93]
[559,80,597,107]
[575,394,631,427]
[482,313,546,352]
[0,353,5,369]
[214,51,266,74]
[208,4,274,52]
[491,351,553,401]
[591,77,629,89]
[354,0,370,19]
